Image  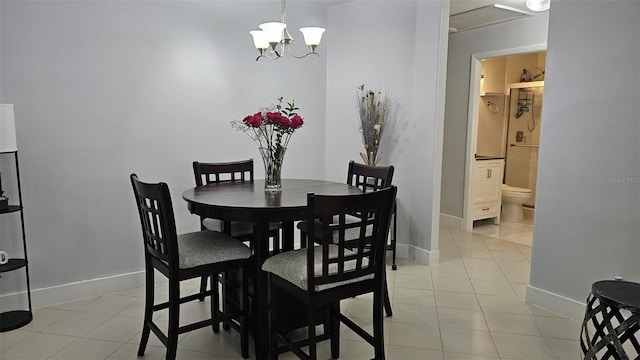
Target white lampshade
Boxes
[249,30,269,50]
[0,104,17,152]
[299,27,325,47]
[258,22,286,44]
[526,0,550,12]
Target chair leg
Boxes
[308,301,318,360]
[373,287,386,360]
[384,278,393,317]
[211,274,220,333]
[382,268,392,317]
[391,207,397,270]
[199,275,207,301]
[199,221,210,300]
[166,278,180,360]
[222,270,231,331]
[267,274,279,360]
[329,302,340,359]
[240,267,249,359]
[137,263,154,356]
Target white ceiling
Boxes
[310,0,532,16]
[306,0,538,32]
[449,0,539,31]
[308,0,531,15]
[450,0,531,15]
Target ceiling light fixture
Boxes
[525,0,550,12]
[249,0,325,61]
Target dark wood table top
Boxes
[182,178,362,223]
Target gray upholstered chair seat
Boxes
[177,231,251,269]
[262,244,372,292]
[203,218,280,237]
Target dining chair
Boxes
[130,174,251,360]
[298,160,396,316]
[193,159,282,245]
[300,161,397,268]
[193,159,282,303]
[346,161,398,271]
[262,186,397,360]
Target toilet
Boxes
[501,184,533,223]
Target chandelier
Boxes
[249,0,326,61]
[525,0,550,11]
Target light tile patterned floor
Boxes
[0,227,582,360]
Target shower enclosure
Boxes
[504,81,544,208]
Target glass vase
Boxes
[259,146,286,192]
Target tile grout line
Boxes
[474,227,563,360]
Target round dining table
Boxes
[182,178,362,358]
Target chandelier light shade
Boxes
[300,27,326,48]
[249,0,325,61]
[526,0,550,12]
[0,104,17,153]
[259,22,287,46]
[249,30,269,52]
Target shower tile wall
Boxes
[505,87,543,207]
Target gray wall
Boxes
[325,0,448,257]
[530,0,640,301]
[0,0,449,303]
[441,13,549,218]
[0,1,328,293]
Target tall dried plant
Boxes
[357,84,391,165]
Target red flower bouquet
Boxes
[232,98,304,191]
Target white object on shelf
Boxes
[0,104,17,152]
[480,91,504,97]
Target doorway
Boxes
[463,46,546,248]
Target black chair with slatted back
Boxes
[347,160,398,270]
[300,161,396,262]
[298,160,396,316]
[347,160,394,193]
[193,159,281,302]
[193,159,281,243]
[130,174,250,360]
[193,159,254,234]
[262,186,397,360]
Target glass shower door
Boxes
[504,85,544,207]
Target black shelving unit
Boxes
[0,151,33,332]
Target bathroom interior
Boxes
[472,51,546,246]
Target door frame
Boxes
[463,43,547,231]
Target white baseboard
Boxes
[526,284,586,322]
[439,213,463,231]
[1,271,147,309]
[402,244,439,265]
[3,245,437,309]
[395,243,409,260]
